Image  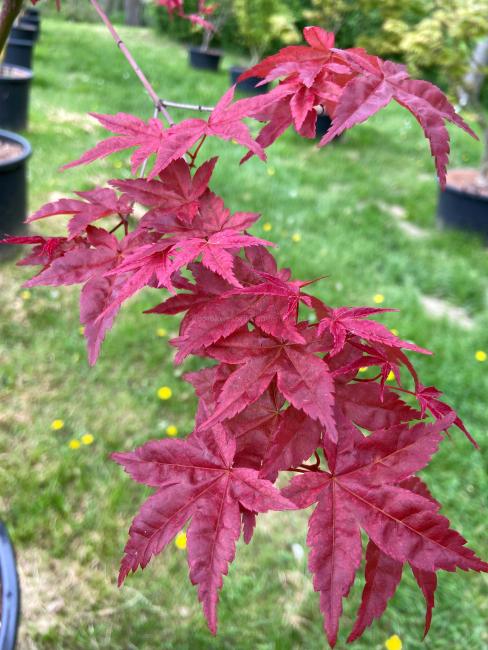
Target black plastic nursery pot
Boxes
[229,65,269,94]
[10,23,37,45]
[19,17,40,41]
[188,46,222,71]
[25,7,39,18]
[315,113,343,142]
[4,38,34,70]
[0,64,33,131]
[0,522,21,650]
[437,169,488,239]
[0,129,32,240]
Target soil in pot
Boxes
[0,64,33,131]
[4,38,34,69]
[0,130,31,244]
[229,66,268,94]
[437,168,488,238]
[189,46,222,71]
[11,23,37,44]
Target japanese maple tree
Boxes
[2,3,487,646]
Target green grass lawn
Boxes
[1,17,487,650]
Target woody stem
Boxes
[89,0,175,126]
[0,0,23,56]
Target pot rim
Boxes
[188,45,223,57]
[12,23,37,32]
[0,129,32,171]
[0,64,33,82]
[7,38,34,47]
[445,168,488,204]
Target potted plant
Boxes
[0,129,31,241]
[10,20,37,43]
[187,0,232,71]
[19,11,40,40]
[0,522,20,650]
[359,2,488,236]
[231,0,298,94]
[155,0,230,71]
[4,36,35,68]
[0,61,33,130]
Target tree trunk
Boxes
[0,0,24,56]
[465,38,488,100]
[105,0,123,14]
[124,0,142,26]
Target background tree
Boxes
[233,0,298,62]
[124,0,142,25]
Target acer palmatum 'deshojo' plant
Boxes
[2,5,487,646]
[156,0,231,51]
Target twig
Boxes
[159,99,214,113]
[89,0,175,126]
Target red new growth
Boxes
[3,22,486,648]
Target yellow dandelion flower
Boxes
[79,326,85,335]
[262,222,272,232]
[20,290,31,301]
[358,367,368,373]
[157,386,172,400]
[51,419,65,431]
[166,425,178,437]
[475,350,487,362]
[175,531,187,550]
[114,160,123,169]
[291,232,302,243]
[385,634,402,650]
[156,327,168,338]
[390,328,399,336]
[373,293,385,304]
[69,439,81,450]
[267,166,276,176]
[387,370,395,382]
[81,433,94,445]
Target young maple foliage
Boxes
[3,24,487,647]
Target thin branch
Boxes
[89,0,175,126]
[0,0,24,55]
[159,99,214,113]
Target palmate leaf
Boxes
[283,414,487,646]
[113,428,292,633]
[63,87,265,179]
[239,26,477,187]
[27,187,133,239]
[198,328,337,442]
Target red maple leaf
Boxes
[62,112,166,175]
[63,87,265,179]
[415,383,478,447]
[348,476,440,642]
[317,305,431,356]
[111,157,217,223]
[27,187,133,239]
[319,57,477,187]
[199,327,337,442]
[1,235,70,267]
[112,427,292,633]
[282,413,487,646]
